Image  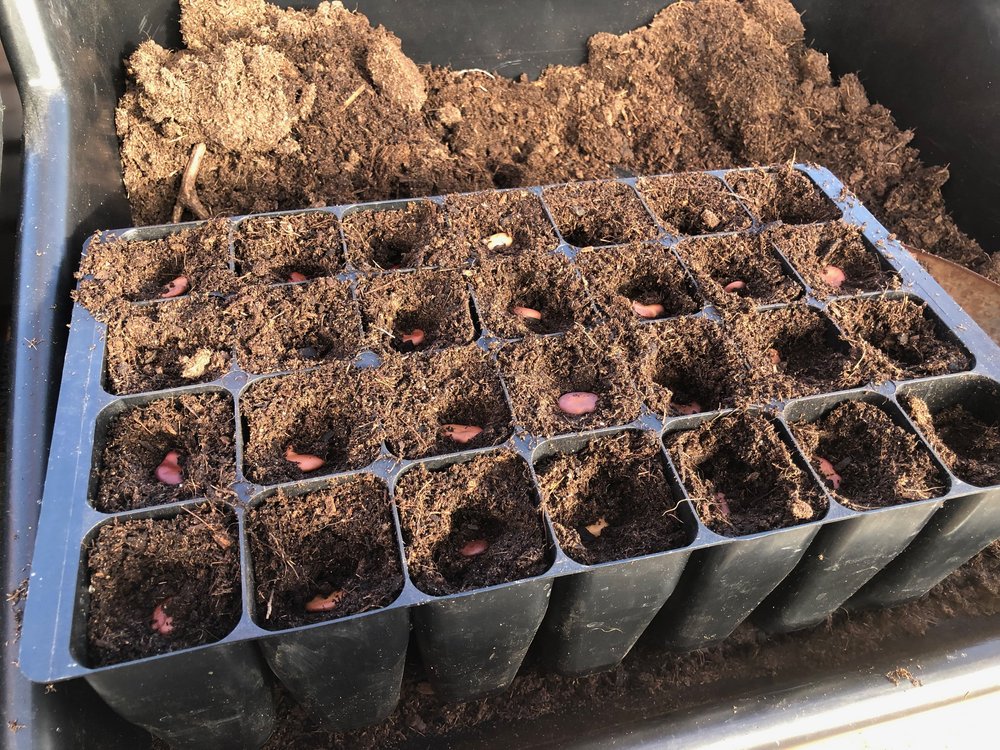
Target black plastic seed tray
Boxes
[19,164,1000,747]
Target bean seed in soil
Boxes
[632,300,666,319]
[723,280,746,293]
[822,264,846,289]
[160,276,189,298]
[512,305,543,320]
[585,517,609,537]
[284,446,325,472]
[558,391,599,415]
[154,451,183,485]
[460,539,489,557]
[440,424,483,444]
[713,492,731,517]
[817,456,842,489]
[150,599,174,635]
[305,590,345,613]
[486,232,513,250]
[288,271,308,283]
[401,328,425,346]
[767,348,782,365]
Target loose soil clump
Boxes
[473,251,594,337]
[76,220,233,316]
[666,413,825,536]
[241,365,384,485]
[446,190,560,262]
[246,476,403,630]
[395,452,548,595]
[831,296,973,380]
[378,346,513,460]
[105,296,232,394]
[536,431,690,564]
[497,326,642,436]
[766,222,900,298]
[636,173,752,236]
[84,503,240,666]
[905,395,1000,488]
[95,392,235,512]
[543,182,660,247]
[234,211,343,282]
[342,202,444,271]
[676,232,802,309]
[230,278,363,373]
[727,167,840,225]
[790,401,948,510]
[357,269,476,352]
[576,243,702,324]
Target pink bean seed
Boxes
[512,306,543,320]
[155,451,183,486]
[160,276,189,299]
[305,590,345,613]
[460,539,489,557]
[440,424,483,444]
[558,391,599,415]
[822,264,846,289]
[401,329,425,346]
[817,456,843,490]
[150,598,174,635]
[285,446,326,472]
[632,301,666,319]
[723,280,746,293]
[713,492,731,517]
[288,271,308,283]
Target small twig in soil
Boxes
[341,84,367,110]
[171,143,209,224]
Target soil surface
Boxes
[246,475,402,629]
[665,412,825,536]
[85,503,239,666]
[234,210,343,282]
[240,365,384,485]
[536,431,690,564]
[543,181,660,248]
[576,243,702,324]
[394,452,549,595]
[94,392,235,512]
[905,394,1000,488]
[342,201,443,271]
[726,166,841,225]
[378,346,513,460]
[790,401,948,510]
[766,221,900,298]
[636,172,752,236]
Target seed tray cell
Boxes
[21,165,1000,747]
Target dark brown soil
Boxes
[665,413,826,536]
[831,297,973,380]
[627,316,748,417]
[229,278,363,373]
[394,452,549,595]
[790,401,948,510]
[342,201,444,271]
[733,306,866,401]
[76,220,234,316]
[378,346,513,460]
[105,296,233,395]
[497,326,642,436]
[94,392,235,512]
[726,167,841,225]
[576,243,702,324]
[240,366,384,485]
[636,172,752,236]
[445,190,559,263]
[766,222,900,299]
[84,503,240,667]
[246,475,403,630]
[675,232,802,309]
[234,210,343,282]
[542,182,660,247]
[905,396,1000,488]
[357,269,476,352]
[473,251,594,337]
[536,431,690,564]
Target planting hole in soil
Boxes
[542,181,660,248]
[357,269,476,352]
[473,250,594,337]
[241,366,383,485]
[379,346,513,460]
[342,201,442,271]
[628,317,746,417]
[904,388,1000,488]
[443,190,560,263]
[536,431,691,564]
[395,452,549,595]
[790,400,948,510]
[830,296,973,380]
[76,220,234,313]
[229,277,363,374]
[82,504,240,667]
[734,306,863,401]
[234,211,343,283]
[94,392,235,512]
[675,233,802,308]
[727,167,841,225]
[665,413,826,536]
[497,326,642,436]
[766,222,899,298]
[636,173,752,236]
[246,475,403,629]
[105,296,232,395]
[577,243,702,324]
